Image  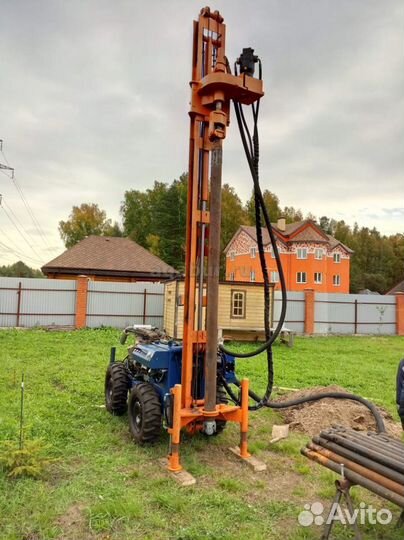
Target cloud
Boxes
[0,0,403,267]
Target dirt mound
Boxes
[275,385,402,439]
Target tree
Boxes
[246,189,281,224]
[58,203,119,248]
[121,176,248,274]
[282,206,303,223]
[221,184,248,277]
[121,175,188,271]
[0,261,43,278]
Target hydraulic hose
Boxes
[217,55,386,433]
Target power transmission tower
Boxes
[0,140,14,177]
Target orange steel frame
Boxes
[167,7,264,472]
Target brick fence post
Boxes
[304,288,315,335]
[75,275,89,329]
[396,293,404,336]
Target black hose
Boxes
[225,377,385,433]
[219,102,288,359]
[218,56,386,433]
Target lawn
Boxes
[0,329,403,540]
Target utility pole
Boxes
[0,140,15,177]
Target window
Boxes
[250,246,256,258]
[229,272,235,281]
[231,290,246,318]
[315,248,323,260]
[297,248,307,259]
[229,251,235,261]
[270,271,279,283]
[333,253,341,263]
[270,248,276,258]
[297,272,307,283]
[314,272,322,284]
[250,270,256,282]
[333,274,341,286]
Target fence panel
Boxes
[86,281,165,329]
[0,277,19,326]
[0,277,76,327]
[274,291,305,333]
[314,293,396,335]
[356,296,396,335]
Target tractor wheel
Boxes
[128,383,162,444]
[105,363,130,416]
[214,384,228,435]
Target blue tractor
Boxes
[105,325,236,444]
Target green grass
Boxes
[0,329,403,539]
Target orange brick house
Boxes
[225,219,353,293]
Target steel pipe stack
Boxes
[301,426,404,508]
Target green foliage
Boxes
[120,172,404,291]
[0,261,43,277]
[121,176,247,274]
[58,203,122,248]
[121,176,187,270]
[246,189,282,224]
[318,218,404,293]
[0,440,57,479]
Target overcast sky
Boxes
[0,0,403,268]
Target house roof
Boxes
[386,279,404,295]
[225,220,354,254]
[42,236,178,278]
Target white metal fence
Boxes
[0,277,76,327]
[86,281,164,328]
[274,291,305,333]
[314,293,397,335]
[0,276,400,335]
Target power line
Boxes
[0,237,43,266]
[0,193,43,251]
[0,195,43,260]
[0,141,52,249]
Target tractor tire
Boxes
[128,383,162,444]
[214,384,228,435]
[105,363,130,416]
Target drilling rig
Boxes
[104,6,386,478]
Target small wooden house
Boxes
[164,278,274,341]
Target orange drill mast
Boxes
[167,7,264,472]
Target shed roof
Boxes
[42,236,178,278]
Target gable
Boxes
[226,230,256,255]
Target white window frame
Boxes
[314,272,322,284]
[229,271,235,281]
[250,270,256,283]
[231,290,246,319]
[297,247,308,259]
[250,246,256,259]
[333,274,341,286]
[297,271,307,284]
[314,248,323,260]
[333,252,341,263]
[229,251,235,261]
[270,271,279,283]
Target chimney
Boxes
[277,216,286,232]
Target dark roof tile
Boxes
[42,236,178,277]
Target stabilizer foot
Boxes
[228,446,267,472]
[158,458,196,486]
